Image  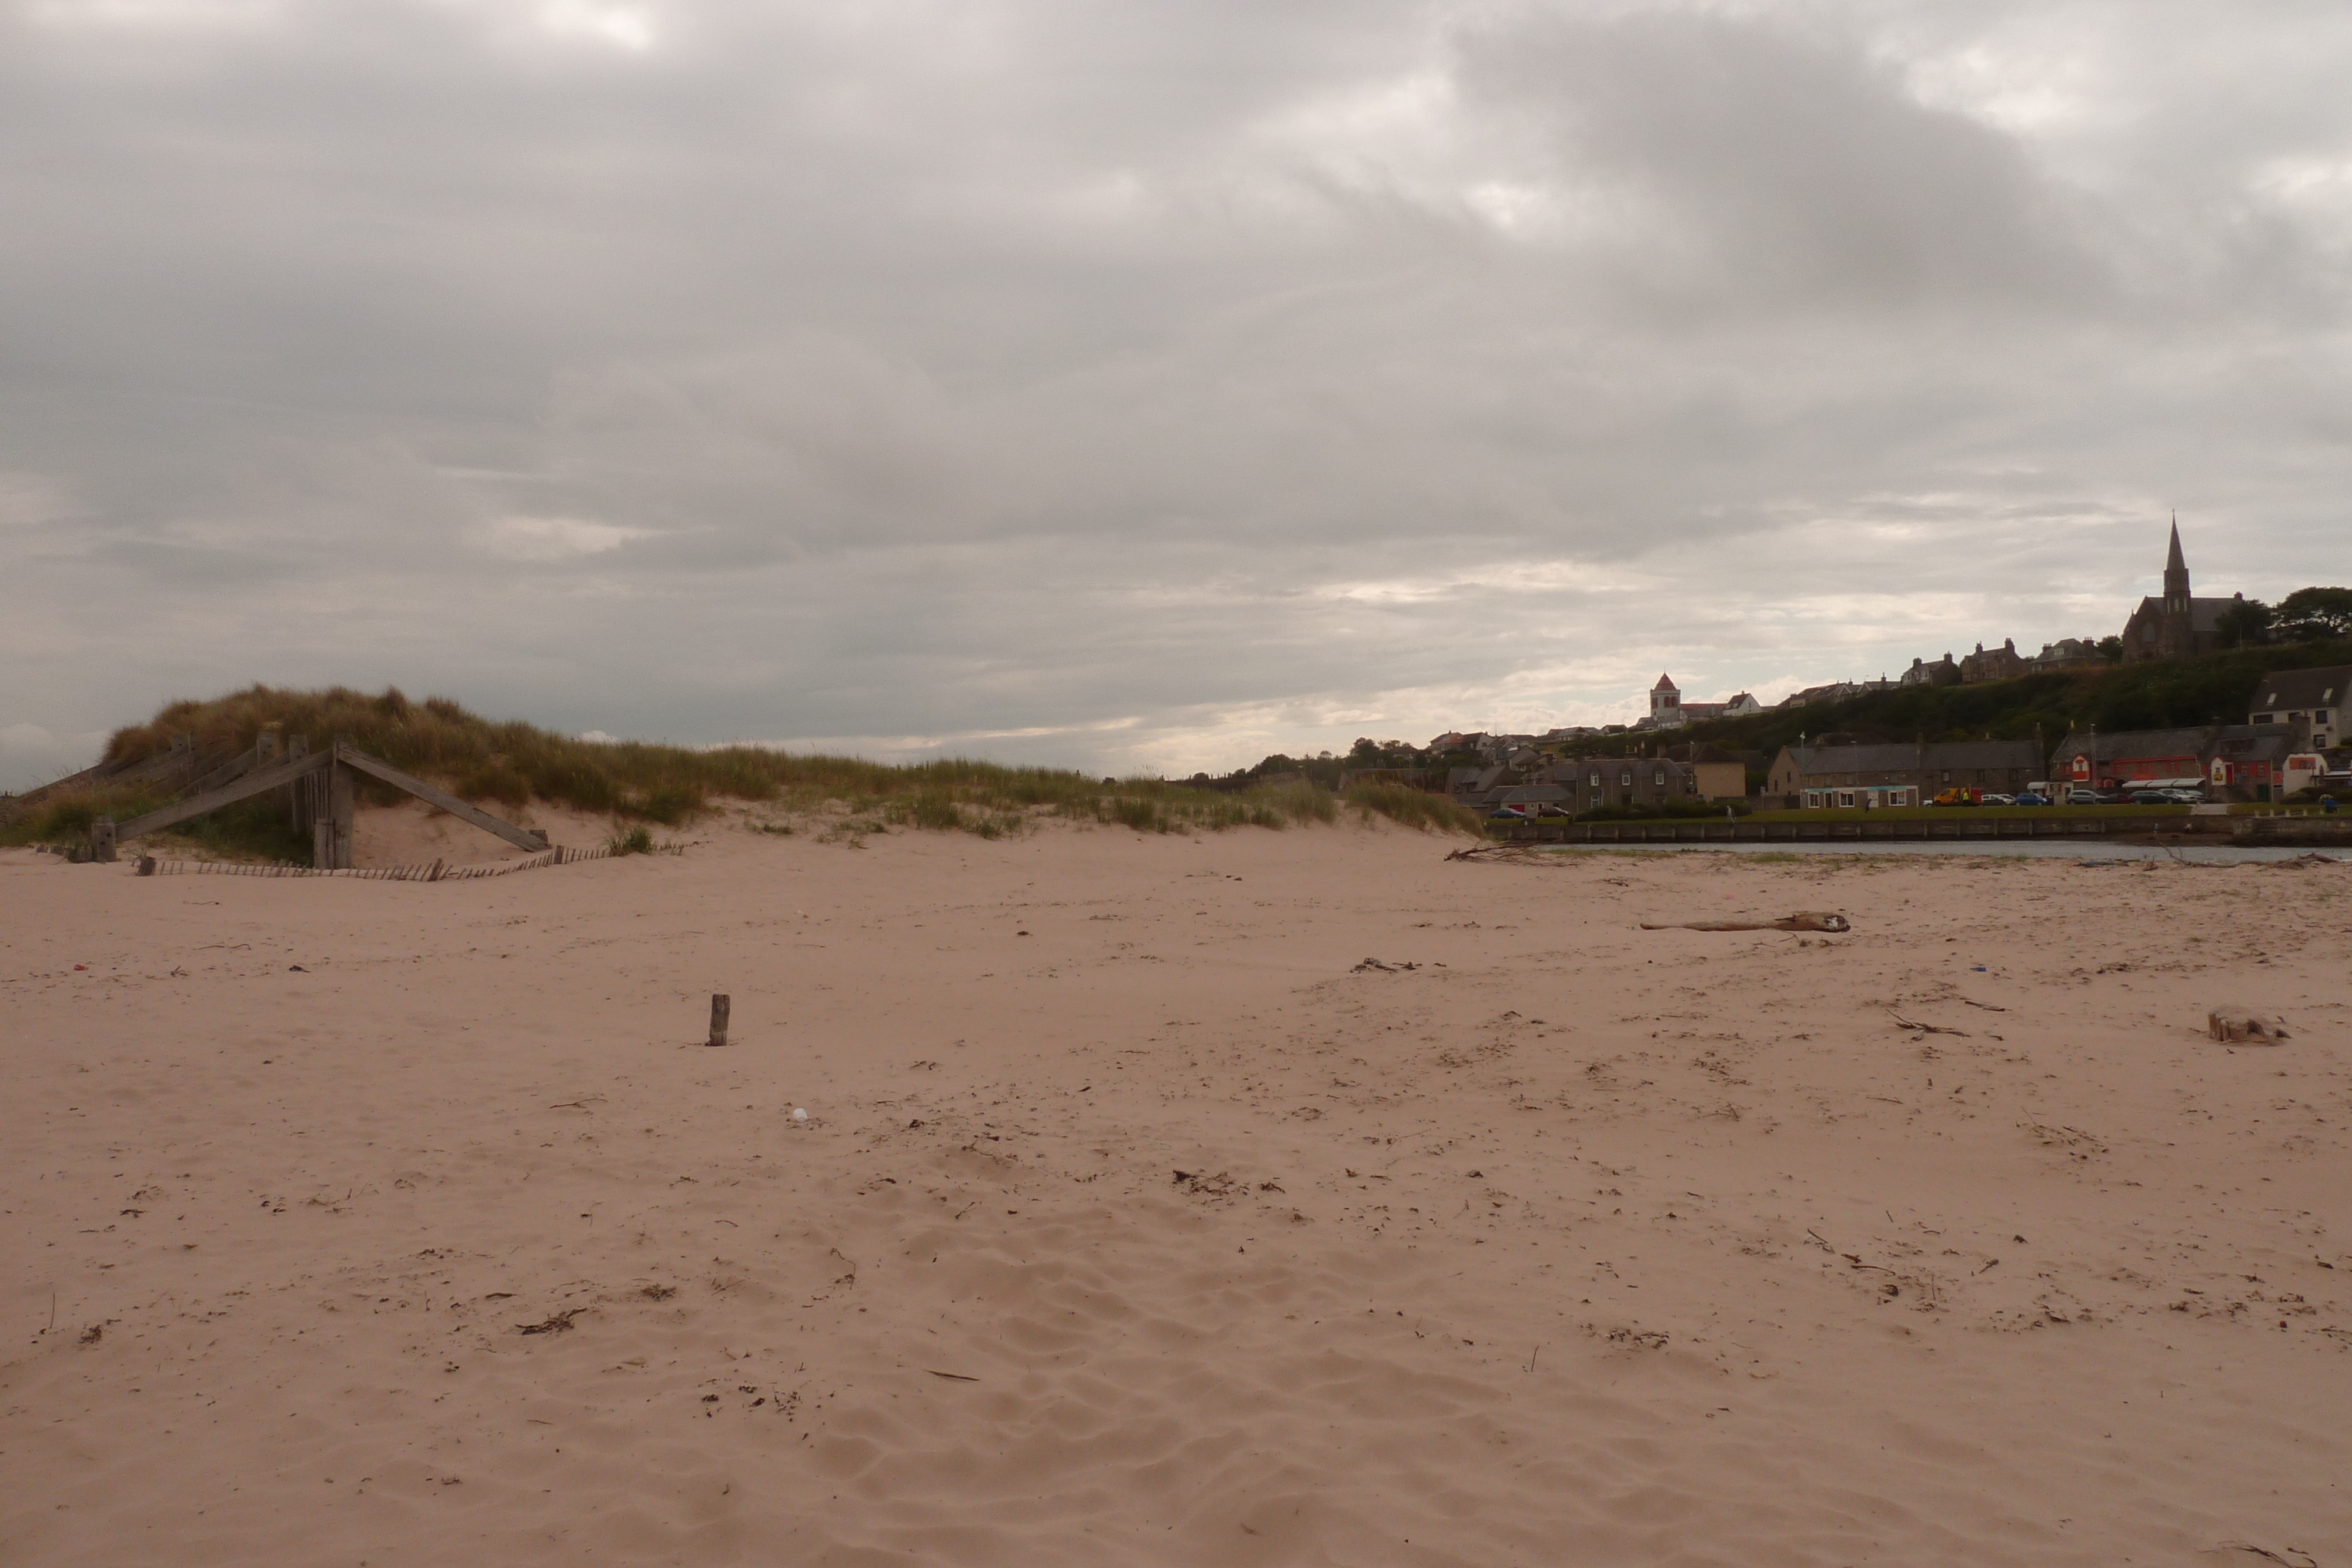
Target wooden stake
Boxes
[707,994,731,1048]
[325,758,355,870]
[90,816,117,864]
[287,735,312,830]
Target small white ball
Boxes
[791,1106,809,1121]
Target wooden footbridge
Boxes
[16,731,547,869]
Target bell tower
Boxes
[1650,673,1683,729]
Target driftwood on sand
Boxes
[2207,1007,2290,1044]
[1639,912,1852,934]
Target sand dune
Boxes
[4,820,2348,1565]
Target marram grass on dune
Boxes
[6,684,1474,850]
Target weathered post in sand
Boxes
[286,735,312,831]
[89,816,117,863]
[707,994,731,1048]
[312,743,355,870]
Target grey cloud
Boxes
[1,0,2347,788]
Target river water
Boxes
[1544,840,2341,864]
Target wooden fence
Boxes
[131,844,619,881]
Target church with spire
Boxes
[2117,519,2244,663]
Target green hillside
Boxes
[1674,638,2352,758]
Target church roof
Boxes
[1652,673,1677,691]
[2129,595,2239,634]
[2166,520,2186,575]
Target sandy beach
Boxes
[5,818,2348,1566]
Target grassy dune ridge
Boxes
[4,685,1474,852]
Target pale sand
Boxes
[4,820,2348,1566]
[353,798,623,870]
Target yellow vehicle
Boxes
[1930,787,1982,807]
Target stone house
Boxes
[2247,664,2350,753]
[1552,756,1701,814]
[1658,741,1758,801]
[2027,638,2102,674]
[1767,739,2043,808]
[1899,656,1962,688]
[1959,640,2028,683]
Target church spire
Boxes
[2163,514,2190,613]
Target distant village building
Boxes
[1648,674,1685,730]
[1767,739,2042,808]
[1899,655,1961,688]
[1641,675,1760,728]
[1559,755,1700,814]
[2050,724,2296,803]
[1659,741,1758,802]
[2120,521,2245,661]
[1778,677,1896,710]
[1959,639,2029,684]
[2026,638,2102,674]
[2247,664,2348,752]
[1446,765,1510,803]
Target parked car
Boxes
[1980,793,2016,806]
[2128,789,2169,805]
[2013,792,2052,806]
[2065,788,2112,805]
[2158,787,2206,804]
[1488,805,1529,820]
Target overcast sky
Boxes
[4,0,2348,786]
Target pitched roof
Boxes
[1776,740,2042,774]
[2248,664,2352,713]
[2050,724,2286,760]
[1661,741,1750,764]
[1652,673,1677,691]
[2210,731,2297,761]
[2129,594,2240,634]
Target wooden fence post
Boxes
[707,994,730,1047]
[310,753,356,870]
[90,816,117,863]
[286,735,312,830]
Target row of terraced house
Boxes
[1446,663,2350,813]
[1768,663,2348,808]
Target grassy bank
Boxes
[1672,636,2352,756]
[4,685,1477,852]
